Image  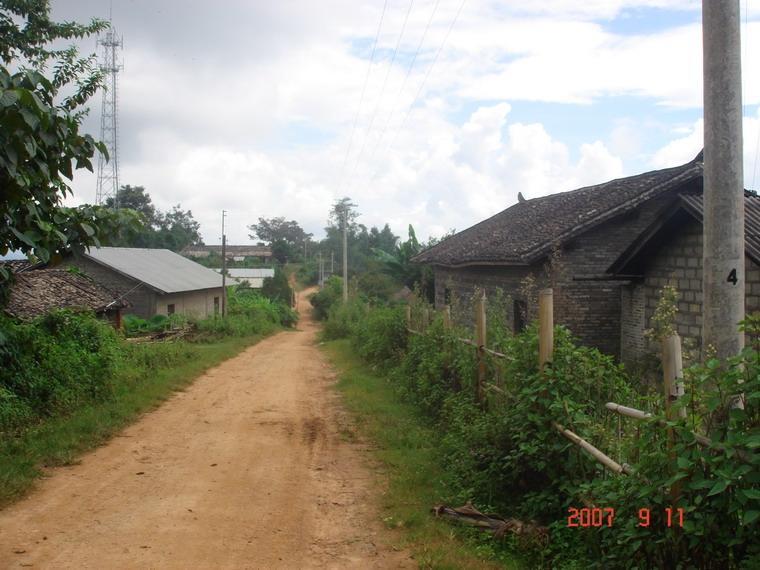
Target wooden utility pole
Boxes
[342,209,348,302]
[221,210,227,318]
[702,0,745,360]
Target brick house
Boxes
[64,247,224,319]
[412,152,760,363]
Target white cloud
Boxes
[650,109,760,190]
[56,0,760,246]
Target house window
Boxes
[214,296,220,315]
[167,304,176,316]
[513,300,527,333]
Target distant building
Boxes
[215,267,275,288]
[4,268,128,326]
[182,245,272,263]
[64,247,224,319]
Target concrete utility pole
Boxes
[702,0,745,359]
[342,209,348,302]
[221,210,227,318]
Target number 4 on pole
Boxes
[727,268,738,285]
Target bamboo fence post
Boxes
[538,289,554,372]
[475,290,487,406]
[662,334,686,419]
[405,305,412,331]
[662,333,685,505]
[423,307,430,331]
[442,305,452,329]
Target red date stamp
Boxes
[567,507,685,528]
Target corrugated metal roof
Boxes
[85,247,223,294]
[219,268,275,278]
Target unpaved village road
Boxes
[0,289,415,569]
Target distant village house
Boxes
[64,247,225,319]
[182,245,272,263]
[413,152,760,364]
[215,268,275,288]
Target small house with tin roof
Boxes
[413,152,760,363]
[64,247,225,319]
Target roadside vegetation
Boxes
[0,284,296,506]
[326,340,521,570]
[314,275,759,569]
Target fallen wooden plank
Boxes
[432,502,548,545]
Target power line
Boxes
[374,0,467,179]
[337,0,389,194]
[346,0,415,186]
[369,0,441,163]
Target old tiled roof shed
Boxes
[413,153,704,267]
[4,269,128,321]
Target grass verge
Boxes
[0,333,264,508]
[323,339,524,570]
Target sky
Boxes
[51,0,760,246]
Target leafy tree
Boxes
[327,197,359,234]
[248,216,312,263]
[104,185,203,252]
[368,223,398,254]
[104,185,157,225]
[0,1,139,285]
[373,225,422,289]
[153,205,203,251]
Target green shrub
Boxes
[351,305,407,367]
[0,310,120,433]
[341,298,759,568]
[261,266,293,306]
[309,276,343,320]
[322,298,365,340]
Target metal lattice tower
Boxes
[95,25,123,207]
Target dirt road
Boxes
[0,290,414,569]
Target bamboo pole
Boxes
[457,337,509,359]
[605,402,713,448]
[538,289,554,372]
[662,334,687,419]
[475,290,487,406]
[423,307,430,331]
[442,305,451,329]
[553,422,635,476]
[661,334,686,504]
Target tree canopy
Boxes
[0,0,139,285]
[105,185,203,252]
[248,217,312,263]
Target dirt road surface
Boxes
[0,289,415,569]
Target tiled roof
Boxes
[678,192,760,264]
[5,269,128,320]
[413,154,704,267]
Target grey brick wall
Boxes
[431,190,685,358]
[63,258,157,319]
[621,217,760,362]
